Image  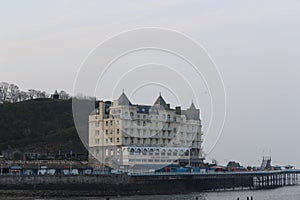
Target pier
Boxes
[0,170,299,196]
[129,169,300,190]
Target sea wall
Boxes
[0,174,254,196]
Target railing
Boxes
[128,169,300,177]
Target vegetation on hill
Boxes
[0,98,86,156]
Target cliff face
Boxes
[0,98,86,158]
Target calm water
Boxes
[1,186,300,200]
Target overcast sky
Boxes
[1,0,300,167]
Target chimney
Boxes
[175,106,181,115]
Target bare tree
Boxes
[18,91,29,102]
[27,89,36,99]
[0,81,69,103]
[8,83,20,103]
[0,82,9,103]
[59,90,70,100]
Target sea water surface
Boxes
[1,186,299,200]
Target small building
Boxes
[51,90,60,99]
[10,166,23,175]
[227,161,241,171]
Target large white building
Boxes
[88,92,203,170]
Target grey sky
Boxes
[1,0,300,167]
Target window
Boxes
[117,138,120,143]
[105,138,108,143]
[130,138,134,144]
[110,138,113,143]
[137,114,140,118]
[142,150,147,155]
[124,137,128,143]
[106,130,108,134]
[173,128,177,133]
[173,117,176,122]
[95,139,100,144]
[117,129,120,134]
[143,115,146,119]
[96,121,100,127]
[110,121,113,126]
[167,150,172,156]
[167,114,170,120]
[130,112,134,117]
[143,121,146,126]
[95,130,100,136]
[155,150,159,156]
[106,121,108,126]
[137,121,140,126]
[149,150,153,155]
[130,150,134,155]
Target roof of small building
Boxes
[117,92,132,106]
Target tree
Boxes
[59,90,70,100]
[8,83,20,103]
[0,82,9,103]
[27,89,37,99]
[27,89,46,99]
[18,91,29,102]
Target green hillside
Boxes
[0,98,87,156]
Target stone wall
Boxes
[0,174,254,197]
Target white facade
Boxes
[88,92,203,169]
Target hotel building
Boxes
[88,92,203,170]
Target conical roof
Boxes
[118,91,132,106]
[153,93,168,109]
[190,102,196,110]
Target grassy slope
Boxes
[0,98,86,154]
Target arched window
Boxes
[161,149,166,156]
[173,150,178,156]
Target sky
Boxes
[1,0,300,167]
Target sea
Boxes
[1,186,299,200]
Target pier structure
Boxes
[0,170,299,196]
[253,170,299,188]
[129,169,300,191]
